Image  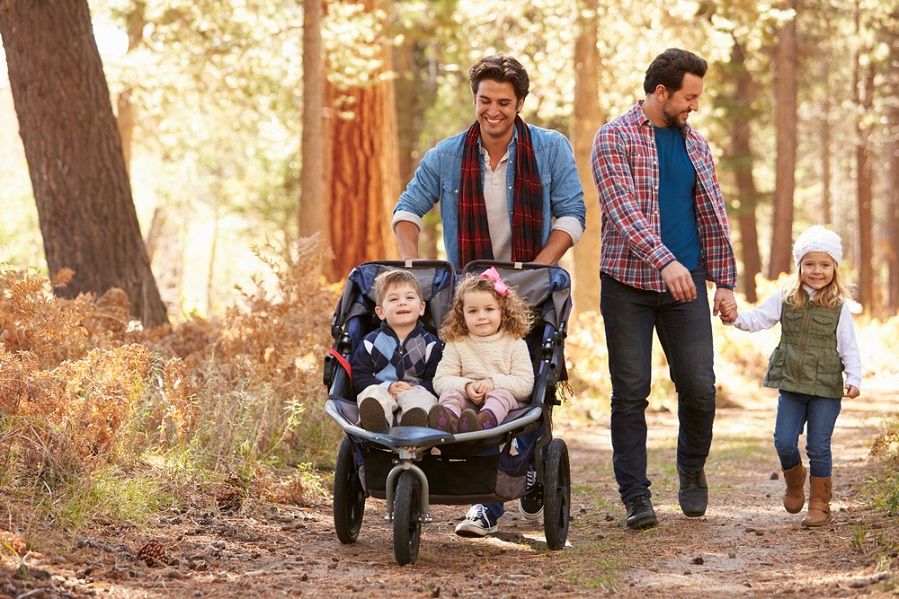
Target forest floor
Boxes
[2,386,897,598]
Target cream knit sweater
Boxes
[433,331,534,401]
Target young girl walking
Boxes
[429,267,534,433]
[720,226,861,526]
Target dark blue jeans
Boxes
[774,390,841,477]
[600,272,717,503]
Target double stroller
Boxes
[323,259,573,565]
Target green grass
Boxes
[40,467,178,531]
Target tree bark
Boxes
[768,0,798,279]
[300,0,325,240]
[726,38,762,303]
[571,0,603,314]
[0,0,168,326]
[324,0,399,281]
[889,8,899,311]
[393,36,437,259]
[819,56,832,226]
[853,7,875,310]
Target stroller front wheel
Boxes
[392,470,422,565]
[333,437,366,543]
[543,438,570,550]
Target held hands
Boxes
[465,379,495,406]
[715,290,738,324]
[388,381,412,398]
[843,385,860,399]
[660,261,697,302]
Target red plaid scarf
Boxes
[458,116,543,266]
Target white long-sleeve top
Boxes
[433,331,534,401]
[731,286,861,389]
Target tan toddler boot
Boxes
[782,463,806,514]
[802,476,832,527]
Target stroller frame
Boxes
[324,259,571,564]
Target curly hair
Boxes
[439,273,533,341]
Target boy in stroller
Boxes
[350,269,443,432]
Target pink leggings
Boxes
[437,389,519,425]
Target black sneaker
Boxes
[624,494,658,530]
[454,504,498,537]
[678,467,708,517]
[518,466,544,521]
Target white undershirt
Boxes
[481,146,512,261]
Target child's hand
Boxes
[389,381,411,397]
[465,381,485,405]
[472,379,495,394]
[718,298,738,324]
[843,384,860,399]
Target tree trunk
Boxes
[819,56,832,226]
[324,0,399,281]
[853,7,875,310]
[116,90,135,174]
[889,8,899,311]
[726,39,762,303]
[571,0,603,315]
[393,37,437,259]
[300,0,325,240]
[0,0,168,326]
[768,0,798,279]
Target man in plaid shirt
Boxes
[591,48,737,530]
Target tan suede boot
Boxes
[782,463,806,514]
[802,476,832,527]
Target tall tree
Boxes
[889,4,899,312]
[721,37,763,303]
[853,1,875,310]
[323,0,400,280]
[0,0,167,326]
[300,0,325,240]
[571,0,602,314]
[768,0,798,279]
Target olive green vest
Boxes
[764,300,844,399]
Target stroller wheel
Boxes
[333,437,366,543]
[543,438,570,550]
[392,471,422,565]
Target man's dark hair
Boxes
[643,48,707,94]
[468,54,530,100]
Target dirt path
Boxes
[3,392,897,598]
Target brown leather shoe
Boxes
[782,463,806,514]
[802,476,832,527]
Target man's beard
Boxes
[662,103,686,129]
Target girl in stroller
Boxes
[429,267,534,433]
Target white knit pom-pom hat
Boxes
[792,225,843,266]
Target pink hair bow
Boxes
[479,267,508,296]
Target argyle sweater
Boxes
[350,321,443,395]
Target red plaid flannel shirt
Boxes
[591,102,736,292]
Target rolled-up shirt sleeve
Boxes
[552,216,583,245]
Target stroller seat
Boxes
[324,259,573,564]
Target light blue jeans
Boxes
[773,390,842,477]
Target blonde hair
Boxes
[373,269,422,307]
[439,274,533,341]
[785,254,850,309]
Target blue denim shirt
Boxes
[393,123,586,268]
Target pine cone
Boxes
[136,540,169,567]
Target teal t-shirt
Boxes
[654,126,700,271]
